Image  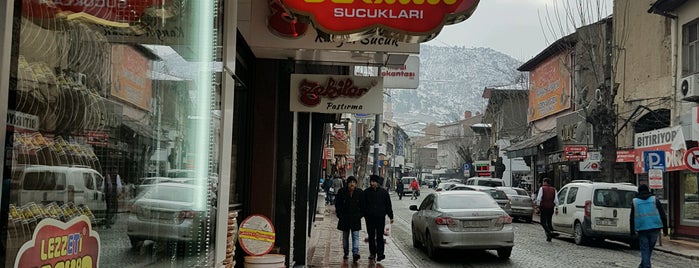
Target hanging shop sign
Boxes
[111,44,153,112]
[282,0,480,42]
[633,125,687,174]
[563,145,588,161]
[14,216,100,268]
[380,55,420,89]
[616,149,636,162]
[290,74,383,114]
[528,53,572,122]
[579,151,602,172]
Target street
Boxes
[388,187,699,268]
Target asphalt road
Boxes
[389,187,699,268]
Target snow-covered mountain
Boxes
[388,46,523,134]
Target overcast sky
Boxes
[425,0,613,61]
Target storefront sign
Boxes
[290,74,383,114]
[282,0,480,42]
[579,151,601,172]
[563,145,588,161]
[324,147,335,159]
[7,110,39,131]
[528,53,571,122]
[546,152,564,165]
[14,216,100,268]
[633,125,687,174]
[111,44,153,111]
[616,150,636,162]
[380,55,419,89]
[86,131,109,147]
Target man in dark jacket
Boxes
[363,175,394,262]
[335,176,364,262]
[630,184,668,268]
[396,179,404,200]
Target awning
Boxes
[505,131,557,158]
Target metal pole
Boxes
[373,114,381,175]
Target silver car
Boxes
[127,183,214,248]
[447,184,513,215]
[410,191,515,259]
[497,186,535,223]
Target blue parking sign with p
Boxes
[643,151,666,172]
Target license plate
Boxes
[462,220,490,228]
[595,218,617,226]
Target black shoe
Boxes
[353,254,360,262]
[377,255,386,261]
[368,255,376,260]
[551,233,560,238]
[343,254,348,260]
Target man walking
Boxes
[396,178,404,200]
[363,175,394,262]
[630,184,668,268]
[335,176,364,262]
[536,178,559,241]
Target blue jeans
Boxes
[342,230,360,256]
[637,229,659,268]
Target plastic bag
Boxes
[383,224,391,244]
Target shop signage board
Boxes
[290,74,384,114]
[648,169,664,189]
[324,148,334,159]
[616,149,636,162]
[579,151,601,172]
[528,53,572,122]
[14,216,100,268]
[282,0,480,42]
[633,125,687,174]
[563,145,588,160]
[244,0,419,54]
[380,56,420,89]
[6,110,39,131]
[684,147,699,172]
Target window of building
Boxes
[3,2,225,267]
[683,19,699,76]
[681,172,699,225]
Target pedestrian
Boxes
[103,168,122,228]
[333,175,344,200]
[536,178,559,242]
[335,176,364,262]
[409,178,419,200]
[396,178,404,200]
[630,184,668,268]
[363,175,394,262]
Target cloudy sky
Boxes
[425,0,613,61]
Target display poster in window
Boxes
[14,215,100,268]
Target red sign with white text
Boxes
[563,145,588,160]
[22,0,170,22]
[616,150,636,163]
[282,0,480,35]
[15,216,100,268]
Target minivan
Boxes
[551,180,638,247]
[15,165,107,221]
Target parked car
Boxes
[551,180,638,247]
[166,169,197,178]
[410,191,514,259]
[435,182,458,192]
[465,177,505,187]
[497,186,535,223]
[14,165,107,220]
[136,177,175,196]
[446,185,512,215]
[127,183,214,248]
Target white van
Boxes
[465,177,505,187]
[551,180,638,247]
[15,165,107,220]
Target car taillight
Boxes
[435,217,454,225]
[496,215,513,225]
[584,200,591,218]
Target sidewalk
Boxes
[306,205,416,268]
[532,214,699,260]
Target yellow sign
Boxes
[528,52,571,122]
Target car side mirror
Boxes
[409,205,418,211]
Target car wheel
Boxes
[128,235,143,249]
[497,247,512,259]
[425,232,438,259]
[411,224,421,248]
[574,222,589,245]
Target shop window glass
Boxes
[4,1,224,267]
[682,173,699,221]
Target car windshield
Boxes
[594,189,636,208]
[439,194,499,209]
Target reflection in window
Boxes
[682,173,699,221]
